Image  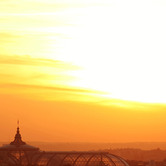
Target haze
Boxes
[1,0,166,143]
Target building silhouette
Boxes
[0,127,129,166]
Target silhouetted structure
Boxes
[0,127,129,166]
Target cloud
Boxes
[0,55,106,103]
[0,55,81,94]
[0,32,19,42]
[0,83,100,94]
[0,83,107,103]
[0,55,79,88]
[0,55,78,69]
[0,32,17,38]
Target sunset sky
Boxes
[1,0,166,143]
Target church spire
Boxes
[10,121,26,146]
[17,120,19,128]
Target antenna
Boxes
[17,120,19,128]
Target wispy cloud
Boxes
[0,0,109,14]
[0,55,106,102]
[0,55,78,87]
[1,83,100,94]
[0,32,17,38]
[0,32,19,43]
[0,82,107,103]
[0,55,78,69]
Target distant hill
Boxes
[107,148,166,161]
[1,142,166,161]
[13,142,166,151]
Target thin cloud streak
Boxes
[0,55,78,69]
[94,98,166,110]
[0,83,107,103]
[1,83,104,94]
[1,83,166,109]
[0,55,80,93]
[0,55,107,103]
[0,0,110,14]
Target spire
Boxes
[17,120,19,128]
[10,121,26,146]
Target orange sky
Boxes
[1,0,166,143]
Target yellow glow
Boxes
[1,0,166,105]
[1,0,166,143]
[44,3,166,104]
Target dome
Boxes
[0,127,39,152]
[35,152,129,166]
[0,126,129,166]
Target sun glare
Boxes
[42,3,166,104]
[2,0,166,143]
[1,0,166,104]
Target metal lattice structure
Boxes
[0,127,129,166]
[0,151,129,166]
